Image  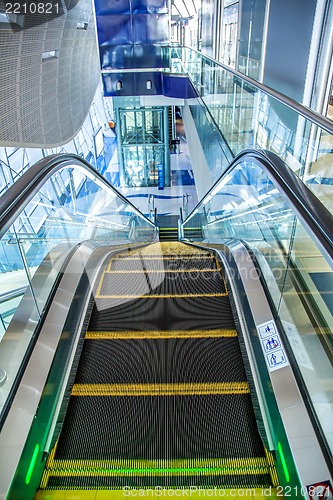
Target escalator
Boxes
[0,151,332,499]
[157,215,179,241]
[37,242,278,495]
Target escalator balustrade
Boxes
[38,242,279,494]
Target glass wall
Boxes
[172,47,333,222]
[0,89,119,339]
[0,158,156,417]
[114,98,170,188]
[218,0,239,69]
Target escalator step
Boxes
[43,460,274,490]
[85,329,237,338]
[52,394,266,460]
[44,472,274,490]
[75,337,247,384]
[96,270,227,298]
[40,242,278,492]
[88,296,235,331]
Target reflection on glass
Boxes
[181,158,333,457]
[171,47,333,220]
[0,161,156,417]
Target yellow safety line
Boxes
[85,329,238,339]
[264,448,279,487]
[41,468,270,478]
[42,457,272,479]
[48,456,268,470]
[40,441,59,489]
[106,257,113,271]
[95,266,107,296]
[71,382,250,397]
[43,467,270,478]
[96,251,226,297]
[96,292,228,299]
[46,441,58,468]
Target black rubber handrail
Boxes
[0,153,156,239]
[183,148,333,264]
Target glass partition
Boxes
[181,156,333,458]
[171,47,333,220]
[0,160,156,416]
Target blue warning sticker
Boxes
[257,320,289,372]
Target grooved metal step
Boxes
[39,242,279,492]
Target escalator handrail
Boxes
[181,46,333,136]
[183,148,333,263]
[0,153,156,239]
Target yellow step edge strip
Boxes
[41,468,270,478]
[40,456,276,490]
[35,489,281,499]
[95,293,228,299]
[71,382,250,397]
[264,448,279,487]
[85,329,237,339]
[42,456,272,478]
[40,441,59,488]
[47,456,269,470]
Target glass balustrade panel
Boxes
[171,47,333,217]
[0,162,156,417]
[182,158,333,456]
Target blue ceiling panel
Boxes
[102,72,196,98]
[136,71,163,94]
[100,44,169,69]
[162,75,197,98]
[133,44,165,67]
[132,14,169,44]
[94,0,130,15]
[103,72,136,96]
[94,0,172,96]
[100,44,134,69]
[102,72,163,96]
[132,0,169,14]
[96,15,131,45]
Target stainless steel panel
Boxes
[280,404,329,485]
[203,240,332,489]
[0,445,27,499]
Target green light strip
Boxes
[45,464,270,478]
[277,442,290,482]
[25,444,40,485]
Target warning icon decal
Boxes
[257,320,289,372]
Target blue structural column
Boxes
[94,0,170,96]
